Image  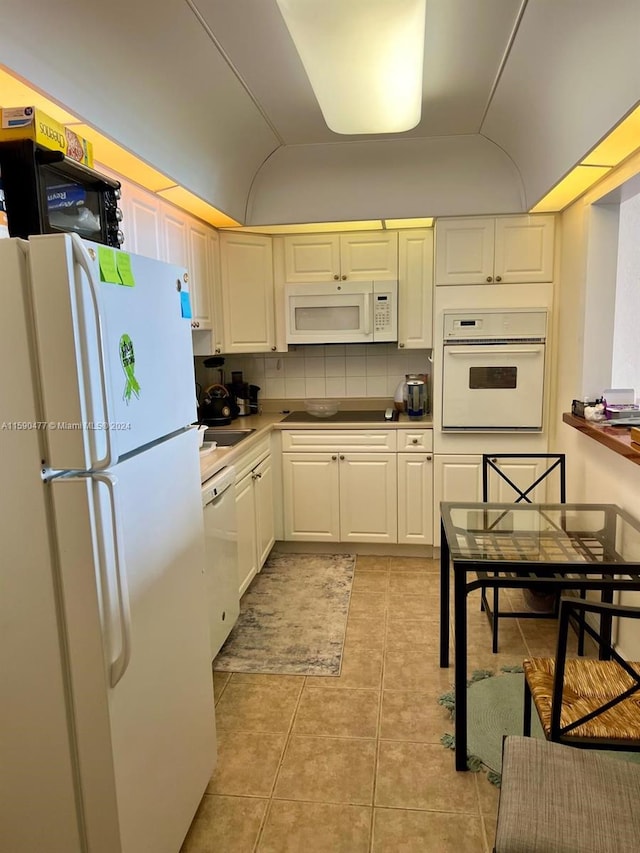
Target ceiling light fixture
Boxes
[276,0,426,135]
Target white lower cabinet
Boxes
[254,454,276,566]
[282,452,341,541]
[340,454,397,542]
[433,455,483,546]
[282,452,396,542]
[234,439,275,596]
[282,429,432,545]
[433,454,553,545]
[485,457,549,502]
[397,453,433,544]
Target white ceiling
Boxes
[195,0,525,144]
[1,0,639,224]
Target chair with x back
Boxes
[480,453,568,653]
[524,596,640,751]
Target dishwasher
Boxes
[201,466,240,660]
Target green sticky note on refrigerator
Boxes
[116,252,136,287]
[97,246,119,284]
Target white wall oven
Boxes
[441,309,547,431]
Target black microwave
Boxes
[0,139,123,247]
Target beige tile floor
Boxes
[181,555,566,853]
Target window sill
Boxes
[562,413,640,466]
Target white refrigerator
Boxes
[0,234,216,853]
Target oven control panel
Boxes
[443,309,547,341]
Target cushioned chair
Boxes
[480,453,568,653]
[494,735,640,853]
[523,597,640,749]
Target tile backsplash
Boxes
[195,344,431,400]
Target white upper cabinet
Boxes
[339,232,398,281]
[283,234,340,282]
[397,229,433,350]
[117,178,164,260]
[163,208,217,332]
[283,232,398,282]
[118,178,222,341]
[219,232,275,353]
[163,209,190,268]
[494,216,555,283]
[187,222,213,331]
[435,215,554,285]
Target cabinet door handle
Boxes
[339,454,345,460]
[271,346,276,351]
[333,274,339,280]
[331,455,337,461]
[215,347,221,354]
[412,438,418,445]
[399,342,405,348]
[495,275,502,282]
[486,276,493,282]
[426,454,432,461]
[341,274,347,280]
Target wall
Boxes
[552,149,640,658]
[612,191,640,393]
[195,344,431,404]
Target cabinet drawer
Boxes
[397,429,433,452]
[281,430,397,452]
[233,436,270,481]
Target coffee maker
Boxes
[227,372,260,417]
[405,375,427,420]
[248,384,261,415]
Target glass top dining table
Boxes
[439,502,640,771]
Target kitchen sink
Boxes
[204,428,255,447]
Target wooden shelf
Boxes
[562,413,640,465]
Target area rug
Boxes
[439,669,640,785]
[213,553,355,676]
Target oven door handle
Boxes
[445,346,543,355]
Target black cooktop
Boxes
[280,410,398,424]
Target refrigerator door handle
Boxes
[70,234,115,470]
[93,472,132,687]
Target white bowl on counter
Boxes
[304,399,341,417]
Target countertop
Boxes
[562,412,640,466]
[199,410,433,484]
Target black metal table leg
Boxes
[454,566,468,770]
[600,584,614,661]
[440,519,450,668]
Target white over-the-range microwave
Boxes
[285,280,398,344]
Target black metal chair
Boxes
[480,453,567,653]
[524,597,640,750]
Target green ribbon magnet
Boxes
[119,334,141,403]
